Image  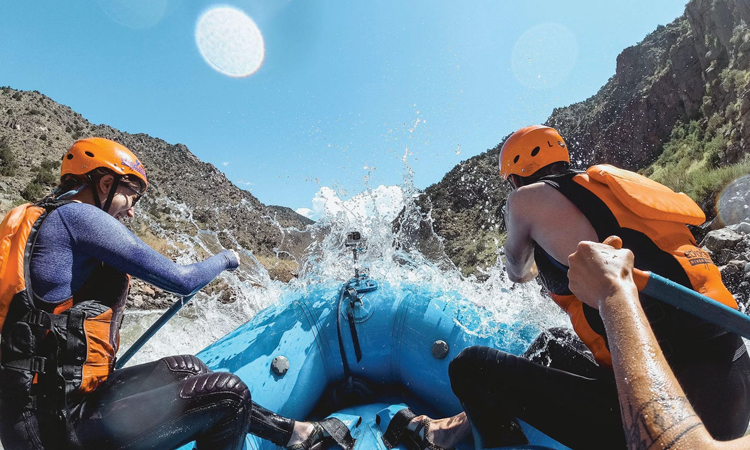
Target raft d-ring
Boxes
[271,356,289,377]
[431,340,449,359]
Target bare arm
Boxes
[503,188,538,283]
[568,240,749,450]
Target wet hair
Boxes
[511,161,570,188]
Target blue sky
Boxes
[1,0,689,215]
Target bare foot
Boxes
[407,412,471,449]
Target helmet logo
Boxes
[521,162,539,174]
[558,140,566,148]
[120,155,147,178]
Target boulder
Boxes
[730,222,750,235]
[716,248,740,266]
[720,260,745,292]
[701,228,744,252]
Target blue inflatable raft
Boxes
[178,274,570,450]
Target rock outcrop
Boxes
[703,223,750,310]
[408,0,750,285]
[0,87,314,298]
[548,0,750,170]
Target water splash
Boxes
[119,154,567,367]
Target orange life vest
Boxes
[0,200,129,412]
[534,166,736,367]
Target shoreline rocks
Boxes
[703,222,750,309]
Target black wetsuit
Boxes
[1,354,295,450]
[450,329,750,449]
[449,172,750,449]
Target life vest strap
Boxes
[3,355,47,373]
[23,309,52,329]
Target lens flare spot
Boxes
[717,175,750,226]
[195,6,265,78]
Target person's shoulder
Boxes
[54,202,109,221]
[509,181,555,202]
[508,182,573,219]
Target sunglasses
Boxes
[120,183,144,206]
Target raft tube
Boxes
[177,276,570,450]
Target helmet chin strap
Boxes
[102,175,122,214]
[88,174,122,214]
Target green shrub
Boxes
[21,182,46,201]
[706,113,724,136]
[39,159,59,172]
[680,158,750,203]
[30,159,59,186]
[34,170,57,186]
[647,120,750,208]
[705,147,722,169]
[0,139,18,176]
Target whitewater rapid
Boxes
[118,183,568,367]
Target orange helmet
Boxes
[61,137,148,191]
[499,125,569,180]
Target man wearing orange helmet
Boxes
[386,126,750,450]
[0,138,353,450]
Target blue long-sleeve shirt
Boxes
[30,202,238,303]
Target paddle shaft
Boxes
[115,294,195,369]
[633,269,750,340]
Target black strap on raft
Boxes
[345,287,363,363]
[332,283,373,407]
[336,286,352,378]
[336,285,364,374]
[320,417,356,450]
[382,407,417,449]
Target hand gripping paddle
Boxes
[603,236,750,340]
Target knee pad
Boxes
[181,373,253,450]
[162,355,210,376]
[181,372,252,412]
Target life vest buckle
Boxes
[29,356,46,373]
[25,310,51,329]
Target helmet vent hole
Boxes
[513,155,520,163]
[85,151,95,157]
[66,154,74,160]
[531,146,540,157]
